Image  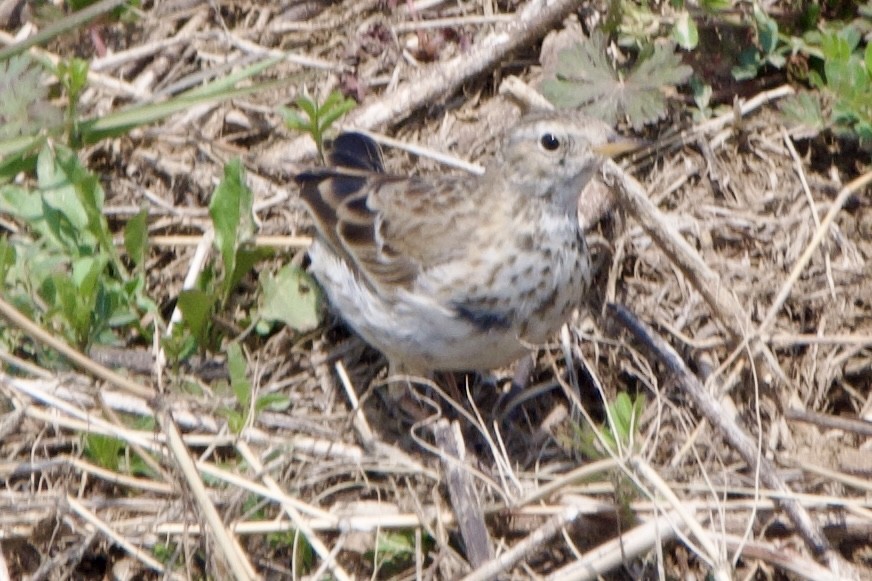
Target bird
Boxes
[295,110,634,382]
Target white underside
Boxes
[308,238,585,373]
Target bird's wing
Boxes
[296,133,481,292]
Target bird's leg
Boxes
[385,360,439,421]
[495,353,537,421]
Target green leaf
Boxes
[780,93,826,137]
[690,76,712,110]
[208,159,254,301]
[256,393,291,413]
[227,246,273,299]
[84,433,125,471]
[700,0,732,10]
[826,57,868,98]
[821,31,851,62]
[839,26,861,53]
[0,54,63,141]
[37,146,90,233]
[376,530,414,559]
[369,530,420,574]
[541,32,691,129]
[807,69,826,90]
[295,95,317,120]
[320,90,344,112]
[317,91,356,131]
[226,409,246,434]
[865,43,872,77]
[279,107,310,132]
[767,53,786,68]
[52,147,128,280]
[161,331,198,364]
[0,238,15,284]
[732,48,762,81]
[124,208,148,268]
[259,265,323,333]
[226,342,252,409]
[44,272,91,345]
[71,255,107,298]
[59,58,89,100]
[754,7,779,56]
[672,12,698,50]
[855,121,872,150]
[177,289,217,346]
[609,393,628,435]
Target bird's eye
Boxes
[540,133,560,151]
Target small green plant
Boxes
[571,392,646,525]
[604,0,732,51]
[367,530,433,577]
[782,27,872,149]
[281,90,356,160]
[83,433,125,471]
[732,6,788,80]
[0,144,158,353]
[688,75,732,122]
[56,58,90,145]
[722,3,871,149]
[172,158,321,356]
[83,430,152,476]
[0,54,63,171]
[574,392,646,459]
[171,160,271,352]
[541,31,692,129]
[207,160,268,306]
[218,342,290,434]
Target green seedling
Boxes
[281,90,356,160]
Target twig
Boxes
[261,0,587,170]
[166,229,213,336]
[544,509,685,581]
[147,234,312,248]
[0,297,155,398]
[334,362,431,473]
[781,128,835,299]
[721,534,840,581]
[0,30,140,97]
[392,14,516,32]
[67,496,184,580]
[607,303,858,579]
[758,170,872,334]
[785,409,872,438]
[236,441,352,581]
[599,159,790,387]
[461,506,580,581]
[157,407,259,580]
[432,419,494,568]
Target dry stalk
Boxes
[607,304,859,579]
[262,0,590,170]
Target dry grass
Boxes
[1,0,871,579]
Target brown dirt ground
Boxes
[1,0,872,579]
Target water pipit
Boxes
[295,111,633,383]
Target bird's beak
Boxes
[593,135,647,158]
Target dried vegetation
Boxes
[1,0,871,579]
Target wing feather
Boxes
[296,132,491,293]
